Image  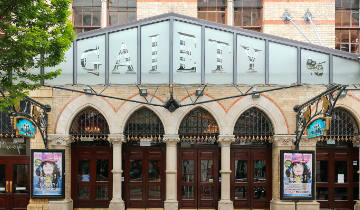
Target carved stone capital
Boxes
[48,134,72,147]
[273,135,296,147]
[217,135,235,146]
[101,0,108,3]
[299,136,317,147]
[108,134,125,144]
[163,134,180,145]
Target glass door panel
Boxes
[0,165,5,193]
[13,165,28,193]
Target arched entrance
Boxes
[178,107,220,209]
[70,107,113,208]
[123,107,165,208]
[231,107,273,209]
[316,107,359,210]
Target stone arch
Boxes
[227,95,289,135]
[55,95,116,134]
[335,96,360,129]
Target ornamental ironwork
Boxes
[233,107,274,143]
[124,107,164,143]
[320,107,359,141]
[179,107,219,143]
[70,107,109,141]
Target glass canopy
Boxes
[45,13,360,85]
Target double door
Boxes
[231,147,272,209]
[71,146,112,208]
[316,148,359,209]
[178,147,219,209]
[124,146,165,208]
[0,156,29,210]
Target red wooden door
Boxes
[231,147,272,209]
[0,156,30,210]
[178,147,219,209]
[71,146,113,208]
[124,146,165,208]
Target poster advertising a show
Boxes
[280,150,314,200]
[31,150,65,198]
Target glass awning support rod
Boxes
[304,9,323,46]
[281,10,313,44]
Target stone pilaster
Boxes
[108,134,126,210]
[217,135,234,210]
[101,0,108,27]
[47,134,73,210]
[354,141,360,210]
[163,134,179,210]
[270,135,296,210]
[227,0,234,26]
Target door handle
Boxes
[5,181,8,193]
[9,181,12,193]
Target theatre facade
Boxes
[1,13,360,210]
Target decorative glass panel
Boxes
[333,56,360,84]
[327,108,359,139]
[316,187,328,200]
[269,42,297,84]
[334,187,348,200]
[109,27,138,84]
[0,138,28,156]
[205,27,233,84]
[45,45,73,85]
[200,160,214,182]
[173,21,201,84]
[148,185,161,200]
[77,35,106,85]
[78,160,90,182]
[237,35,265,84]
[182,185,194,199]
[301,49,329,84]
[130,186,142,200]
[78,185,90,199]
[234,186,247,200]
[148,160,160,182]
[96,159,109,181]
[0,165,5,192]
[316,160,328,182]
[200,186,213,200]
[335,161,347,183]
[13,165,28,192]
[141,21,169,84]
[254,160,266,181]
[95,185,108,200]
[183,160,194,182]
[130,160,142,181]
[235,160,247,182]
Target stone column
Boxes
[101,0,108,27]
[109,134,125,210]
[47,134,73,210]
[227,0,234,26]
[270,135,296,210]
[354,141,360,210]
[217,135,234,210]
[163,134,179,210]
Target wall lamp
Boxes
[339,90,347,98]
[252,87,260,98]
[195,89,204,96]
[83,87,93,95]
[139,88,148,97]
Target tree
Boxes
[0,0,74,110]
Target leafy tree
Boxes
[0,0,74,110]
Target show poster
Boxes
[280,150,315,200]
[31,149,65,199]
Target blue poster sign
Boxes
[15,117,36,138]
[307,118,327,139]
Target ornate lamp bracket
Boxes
[293,84,347,150]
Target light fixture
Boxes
[252,87,260,98]
[139,88,147,97]
[339,90,347,98]
[83,87,92,95]
[195,89,203,96]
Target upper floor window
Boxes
[108,0,136,26]
[198,0,226,24]
[234,0,262,31]
[335,0,360,54]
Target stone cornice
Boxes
[48,134,72,147]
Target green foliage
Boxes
[0,0,75,110]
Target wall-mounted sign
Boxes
[14,117,36,138]
[280,150,315,200]
[31,149,65,199]
[307,117,331,139]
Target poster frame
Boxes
[280,150,315,200]
[30,149,65,199]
